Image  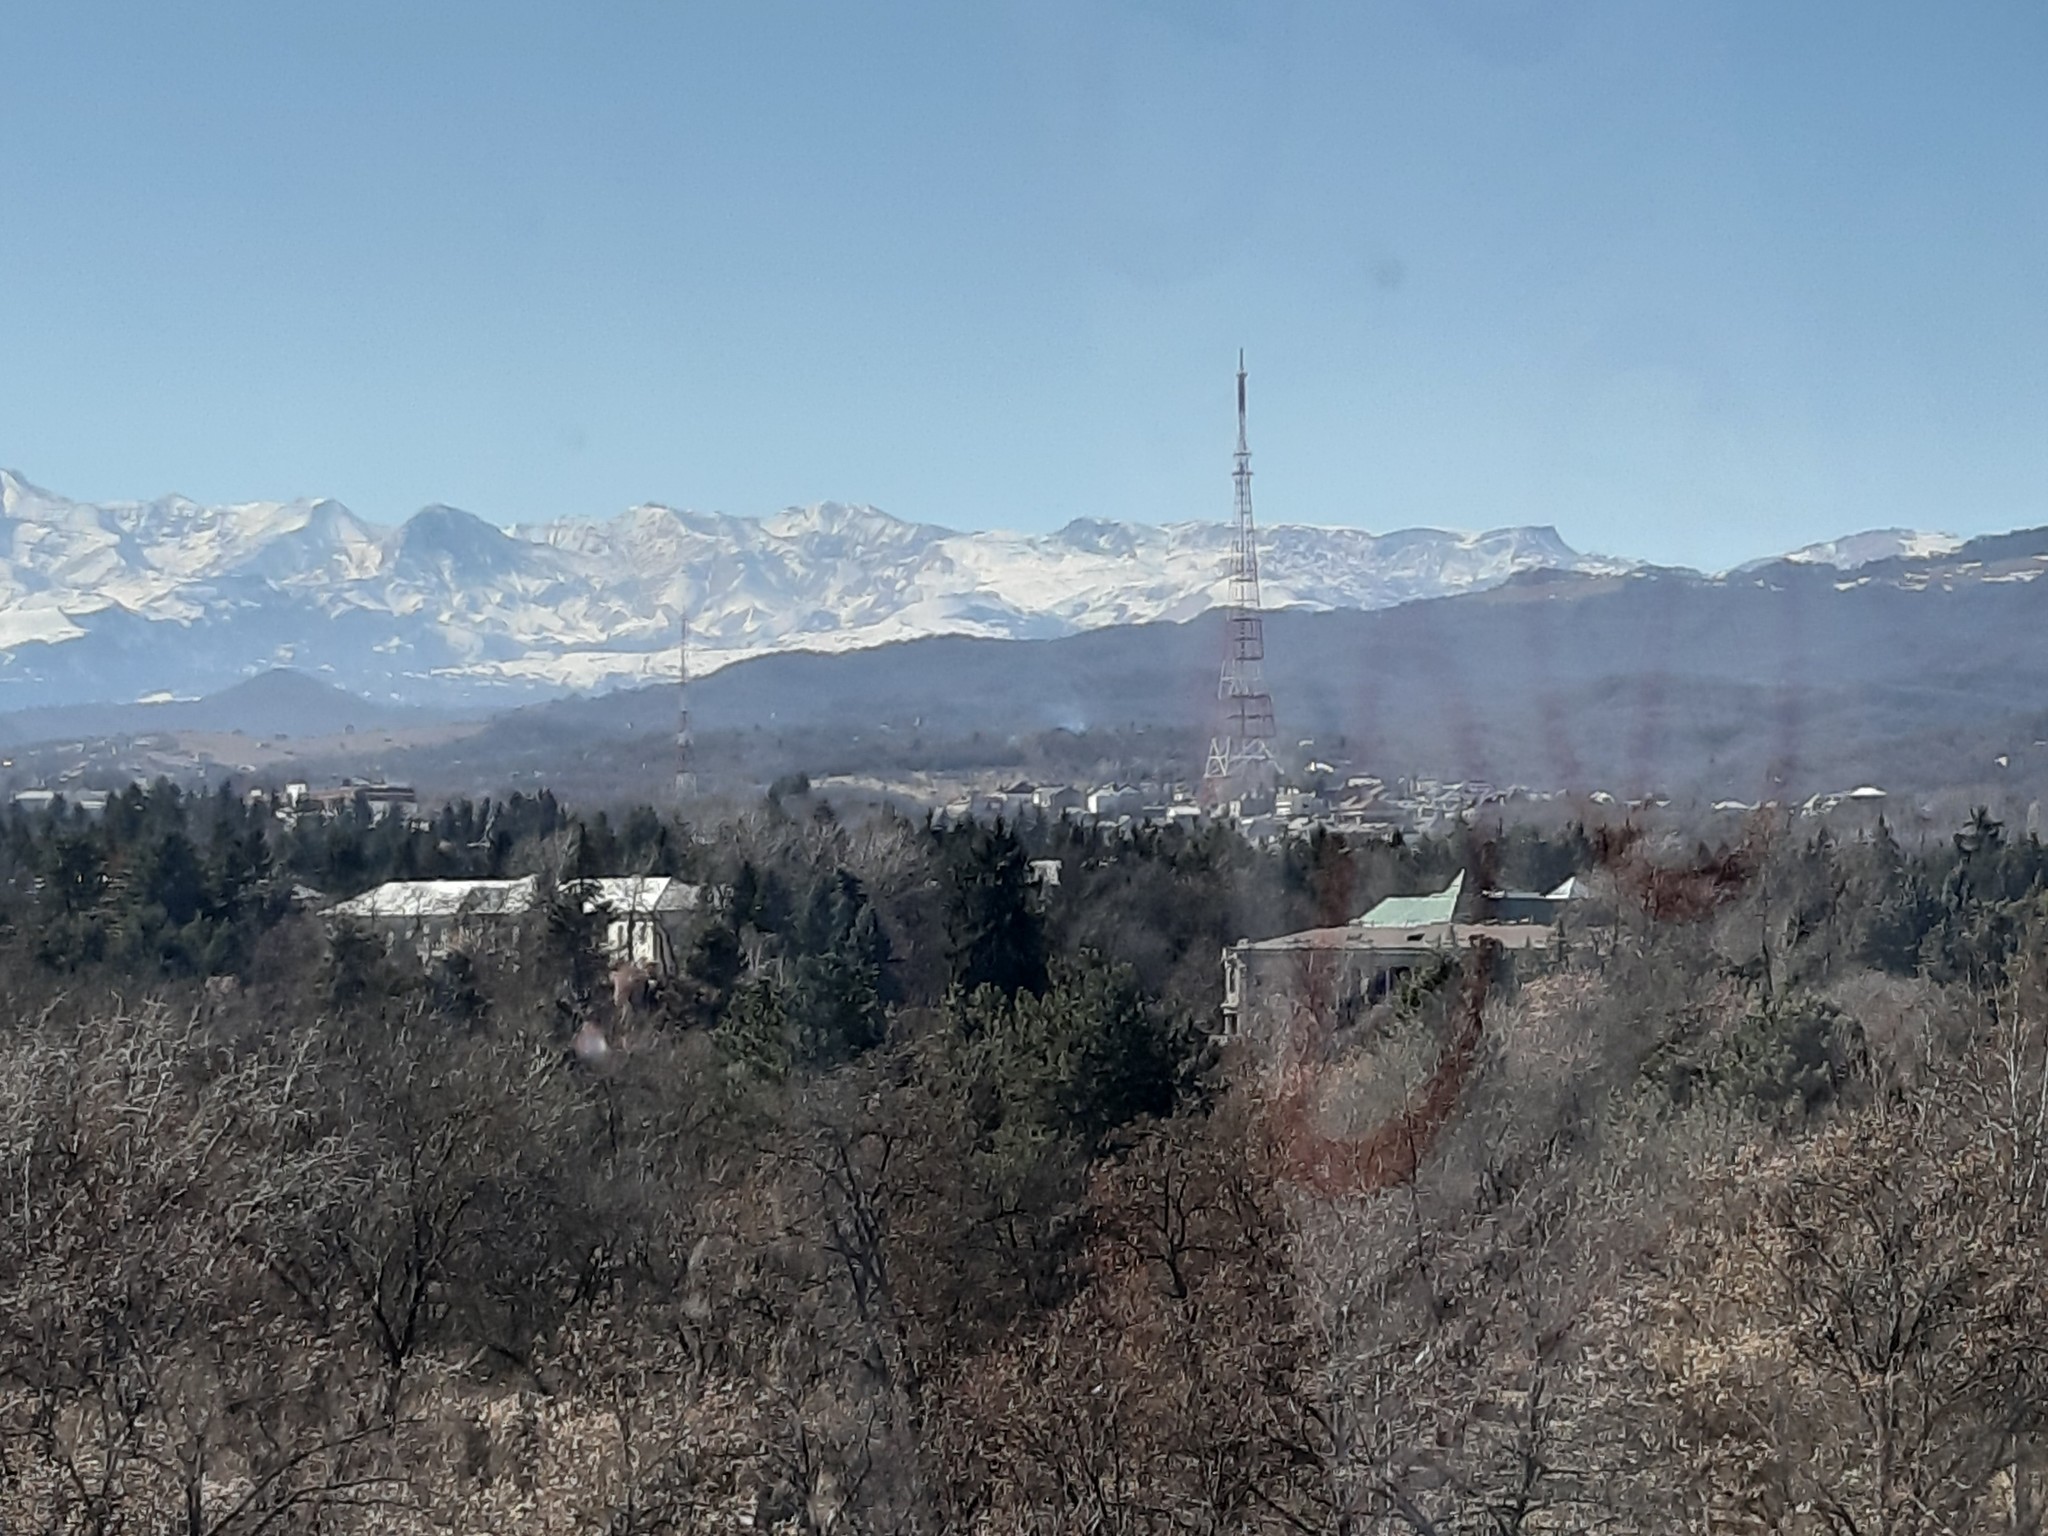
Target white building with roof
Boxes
[329,876,542,963]
[12,788,110,816]
[1087,785,1143,818]
[574,876,702,971]
[328,873,703,971]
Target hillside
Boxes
[329,534,2048,806]
[0,669,433,749]
[7,521,2047,806]
[6,768,2047,1532]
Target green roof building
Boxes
[1356,871,1466,929]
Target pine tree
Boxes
[940,819,1048,1000]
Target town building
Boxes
[1218,871,1577,1041]
[576,875,703,971]
[279,780,419,825]
[1087,785,1144,818]
[329,874,703,971]
[329,876,541,964]
[1480,876,1580,925]
[12,787,110,816]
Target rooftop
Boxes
[328,873,703,923]
[573,876,701,914]
[1356,871,1465,928]
[330,876,539,922]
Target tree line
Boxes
[6,787,2048,1531]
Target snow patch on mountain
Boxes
[0,468,1631,708]
[1779,528,1965,570]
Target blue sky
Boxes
[3,0,2046,569]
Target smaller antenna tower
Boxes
[1203,350,1278,799]
[675,602,696,803]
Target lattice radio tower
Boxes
[1202,350,1279,798]
[675,599,696,804]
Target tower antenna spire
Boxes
[1203,350,1279,802]
[675,598,696,805]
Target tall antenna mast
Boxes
[675,600,696,804]
[1203,349,1278,801]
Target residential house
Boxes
[280,780,419,825]
[329,873,704,972]
[575,875,702,972]
[1219,871,1576,1041]
[328,876,541,964]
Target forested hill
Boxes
[7,783,2048,1527]
[0,668,433,748]
[424,550,2048,802]
[8,534,2048,805]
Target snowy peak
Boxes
[394,504,534,578]
[0,468,56,512]
[0,472,1632,708]
[1053,517,1143,557]
[761,500,941,543]
[1777,528,1965,570]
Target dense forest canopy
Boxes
[6,782,2048,1531]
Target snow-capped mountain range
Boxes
[0,469,1964,710]
[0,469,1648,708]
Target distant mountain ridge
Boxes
[438,537,2048,805]
[0,669,428,750]
[8,529,2048,805]
[0,468,2003,713]
[1769,528,1966,570]
[0,469,1634,708]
